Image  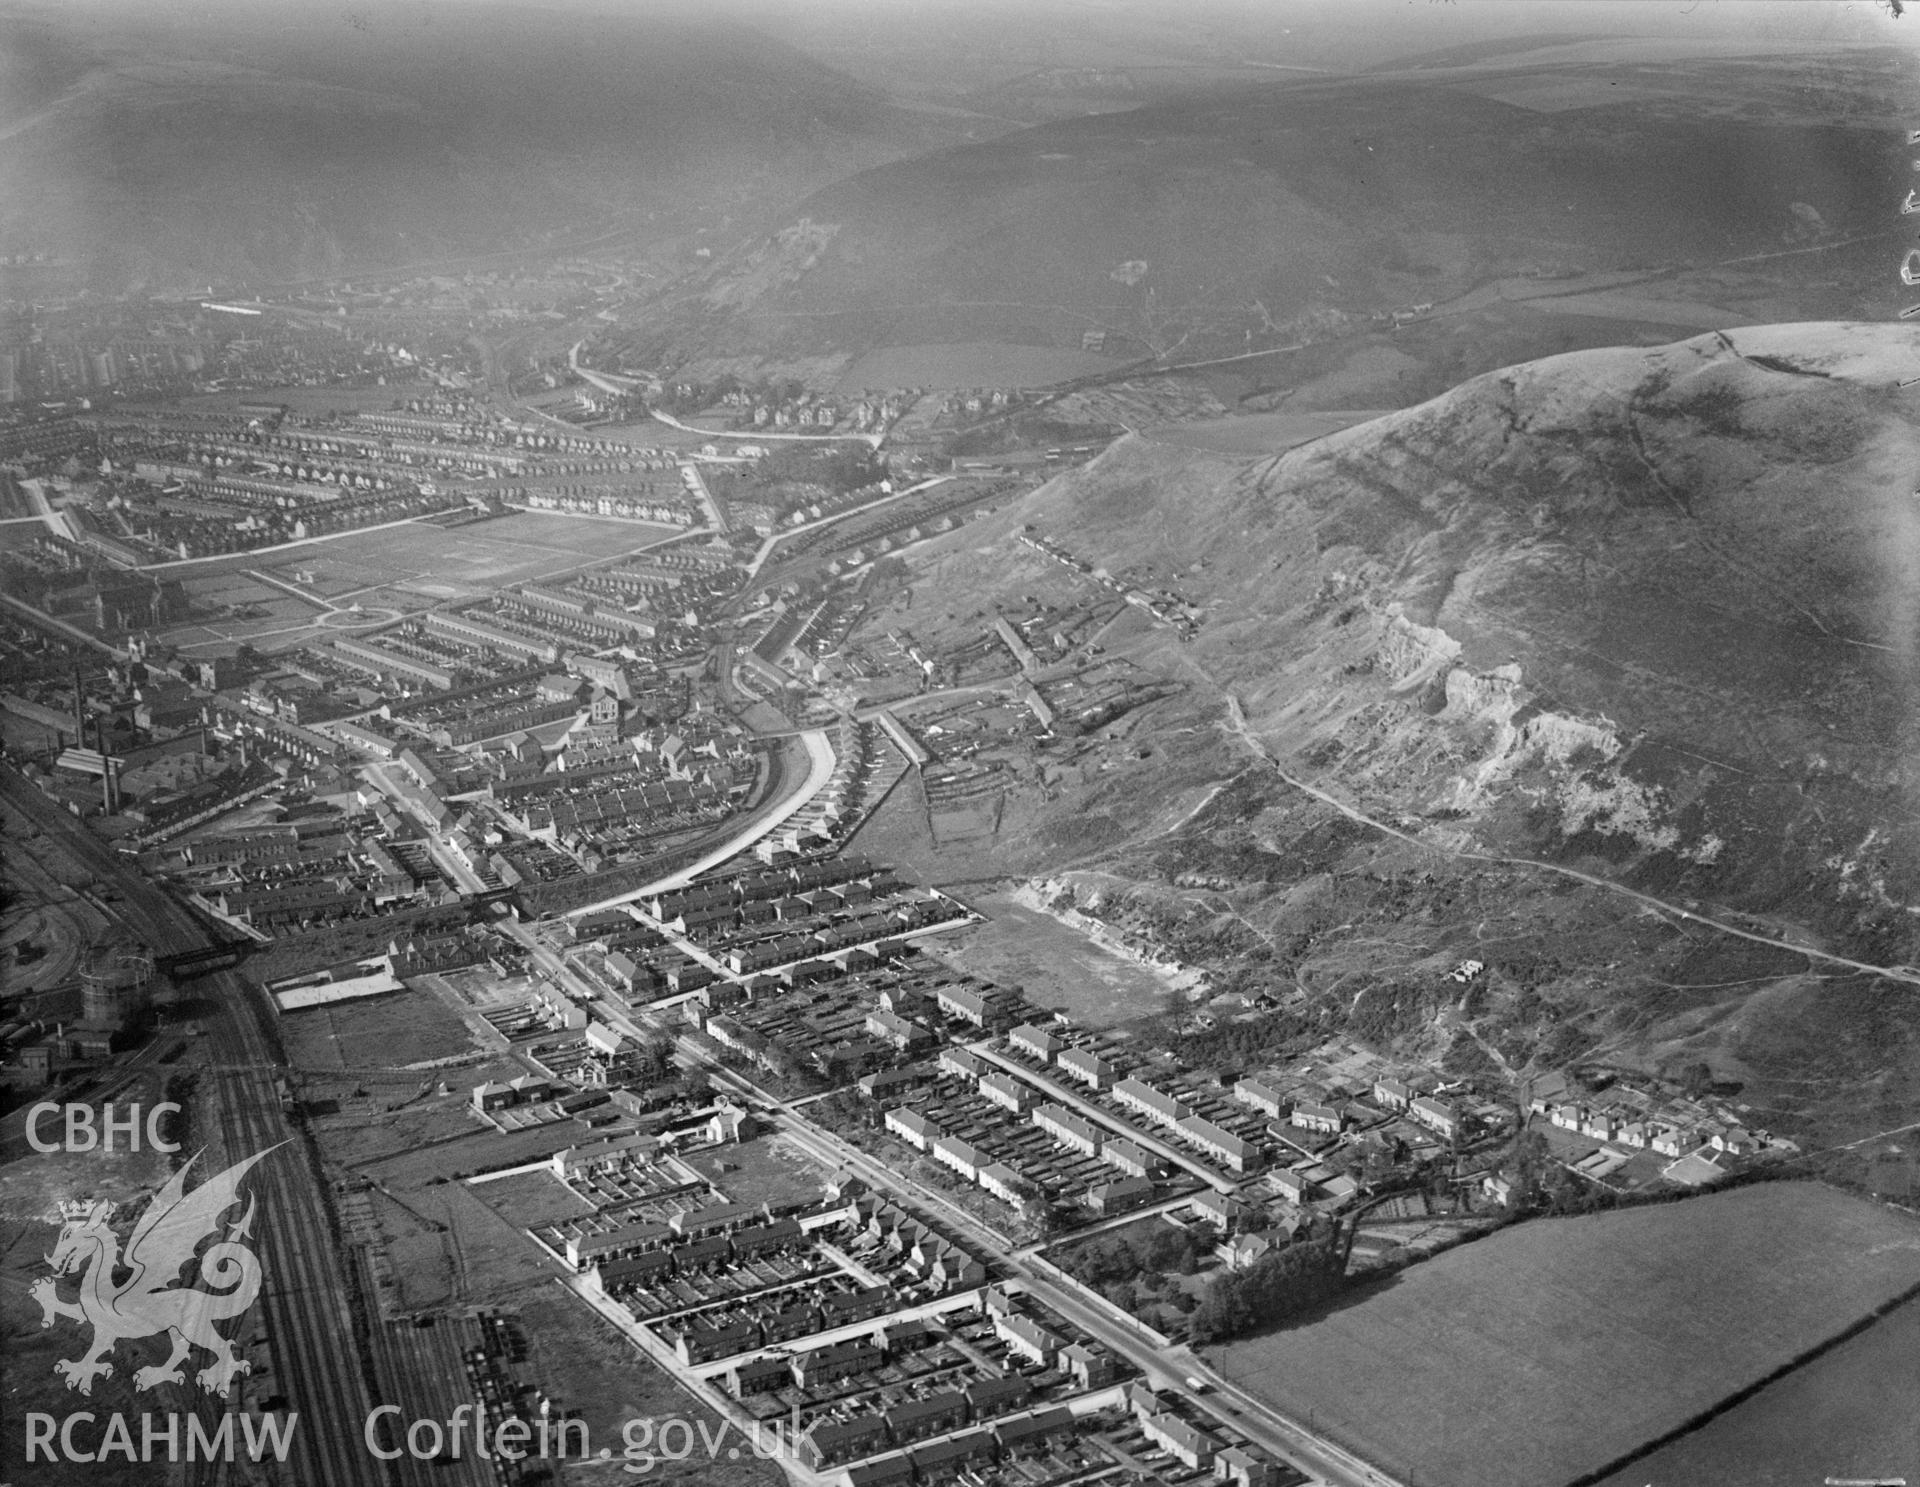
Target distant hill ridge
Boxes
[674,73,1900,361]
[0,7,932,290]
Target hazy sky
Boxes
[19,0,1912,45]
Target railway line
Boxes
[208,1063,384,1485]
[364,1293,496,1487]
[2,766,388,1485]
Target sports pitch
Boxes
[154,512,680,653]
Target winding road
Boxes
[562,728,837,918]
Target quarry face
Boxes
[845,324,1920,1157]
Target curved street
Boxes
[564,727,836,917]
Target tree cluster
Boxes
[1166,1010,1311,1070]
[636,1033,676,1084]
[1501,1129,1616,1219]
[1188,1239,1346,1344]
[755,444,887,493]
[1061,1221,1203,1287]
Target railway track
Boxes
[365,1291,497,1487]
[3,767,389,1484]
[208,1063,384,1485]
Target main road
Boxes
[679,459,729,534]
[763,1102,1404,1487]
[557,970,1403,1487]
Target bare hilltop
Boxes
[862,321,1920,1164]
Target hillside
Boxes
[0,3,950,292]
[638,45,1911,379]
[856,322,1920,1169]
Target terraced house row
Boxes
[1009,1025,1265,1175]
[801,1389,1075,1470]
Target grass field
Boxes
[1142,409,1387,454]
[360,1119,585,1190]
[1459,75,1678,113]
[1214,1183,1920,1487]
[424,965,542,1011]
[680,1132,831,1209]
[155,510,685,655]
[511,1285,785,1487]
[1593,1286,1920,1487]
[937,889,1176,1026]
[159,510,678,607]
[473,1168,598,1230]
[276,985,479,1071]
[302,1081,488,1164]
[164,599,323,654]
[842,765,952,881]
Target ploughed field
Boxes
[1218,1182,1920,1487]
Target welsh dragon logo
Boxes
[31,1146,280,1398]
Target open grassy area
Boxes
[680,1132,832,1209]
[1516,290,1744,328]
[416,965,538,1011]
[302,1080,510,1167]
[472,1168,598,1230]
[936,889,1176,1026]
[425,1178,562,1305]
[1593,1285,1920,1487]
[1215,1183,1920,1487]
[1141,409,1386,455]
[275,985,480,1071]
[510,1284,783,1487]
[158,510,678,609]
